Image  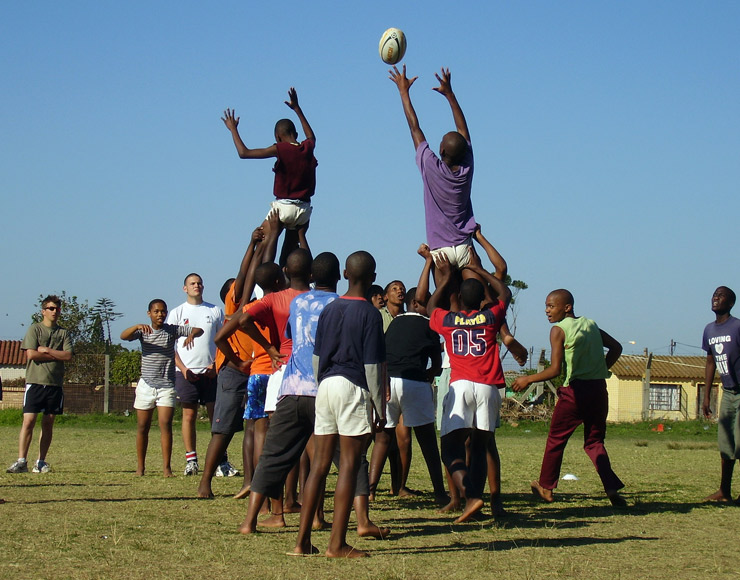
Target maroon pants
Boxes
[538,379,623,492]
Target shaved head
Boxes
[285,248,312,281]
[441,131,468,165]
[548,289,574,307]
[345,251,376,282]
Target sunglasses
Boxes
[45,306,59,312]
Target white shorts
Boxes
[430,237,473,269]
[440,379,501,436]
[133,378,176,410]
[264,367,284,413]
[268,200,312,229]
[314,376,372,436]
[386,377,435,428]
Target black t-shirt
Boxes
[385,313,440,382]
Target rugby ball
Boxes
[379,28,407,65]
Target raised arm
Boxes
[221,108,278,159]
[389,65,426,149]
[285,87,315,142]
[463,246,512,306]
[474,225,506,280]
[432,68,470,142]
[415,244,434,307]
[233,226,265,308]
[599,329,622,369]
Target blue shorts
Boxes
[244,374,269,420]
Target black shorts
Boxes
[175,372,217,405]
[23,384,64,415]
[211,366,248,435]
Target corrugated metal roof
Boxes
[0,340,25,366]
[610,355,706,381]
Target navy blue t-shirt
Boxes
[313,296,385,388]
[703,315,740,391]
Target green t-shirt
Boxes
[22,323,73,386]
[555,317,610,386]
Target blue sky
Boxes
[2,1,738,363]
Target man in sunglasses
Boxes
[7,295,73,474]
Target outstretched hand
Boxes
[433,252,453,283]
[221,108,239,131]
[389,65,417,93]
[284,87,299,111]
[432,68,453,97]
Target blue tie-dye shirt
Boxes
[278,290,338,398]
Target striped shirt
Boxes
[136,324,191,388]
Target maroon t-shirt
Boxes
[273,139,317,201]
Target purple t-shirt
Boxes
[703,315,740,391]
[416,140,476,250]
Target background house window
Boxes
[650,383,681,411]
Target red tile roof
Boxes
[0,340,25,366]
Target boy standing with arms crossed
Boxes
[7,295,72,474]
[512,289,625,507]
[701,286,740,503]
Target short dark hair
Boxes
[460,279,485,310]
[404,287,417,309]
[549,289,575,307]
[255,262,283,292]
[442,131,468,165]
[184,273,202,286]
[285,248,313,281]
[311,252,340,287]
[366,284,384,302]
[384,280,405,295]
[274,118,297,138]
[718,286,737,307]
[148,299,167,311]
[41,295,61,309]
[346,251,376,282]
[220,278,235,304]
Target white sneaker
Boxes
[6,459,28,473]
[32,460,51,473]
[184,460,199,476]
[215,461,239,477]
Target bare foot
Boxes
[438,499,461,513]
[163,469,174,478]
[284,502,302,514]
[238,521,256,535]
[197,484,214,499]
[368,492,375,502]
[398,487,418,498]
[531,481,554,503]
[357,523,390,539]
[325,543,370,558]
[288,544,319,557]
[703,490,733,503]
[234,485,251,500]
[259,514,286,528]
[135,469,145,477]
[454,498,484,523]
[490,495,507,517]
[435,492,451,507]
[312,518,330,531]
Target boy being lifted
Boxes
[222,87,315,267]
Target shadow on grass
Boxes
[381,534,660,554]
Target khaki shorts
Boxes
[268,200,312,229]
[440,379,501,436]
[314,376,372,436]
[430,238,473,269]
[134,378,176,410]
[386,377,435,428]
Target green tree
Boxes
[110,350,141,386]
[92,298,122,347]
[31,291,94,345]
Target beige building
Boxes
[606,355,718,422]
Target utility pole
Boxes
[670,339,676,355]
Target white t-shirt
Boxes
[166,301,224,373]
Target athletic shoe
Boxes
[32,460,51,473]
[184,460,199,476]
[215,461,239,477]
[6,460,28,473]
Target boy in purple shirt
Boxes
[389,65,482,284]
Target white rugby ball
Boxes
[379,28,407,65]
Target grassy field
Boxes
[0,413,736,580]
